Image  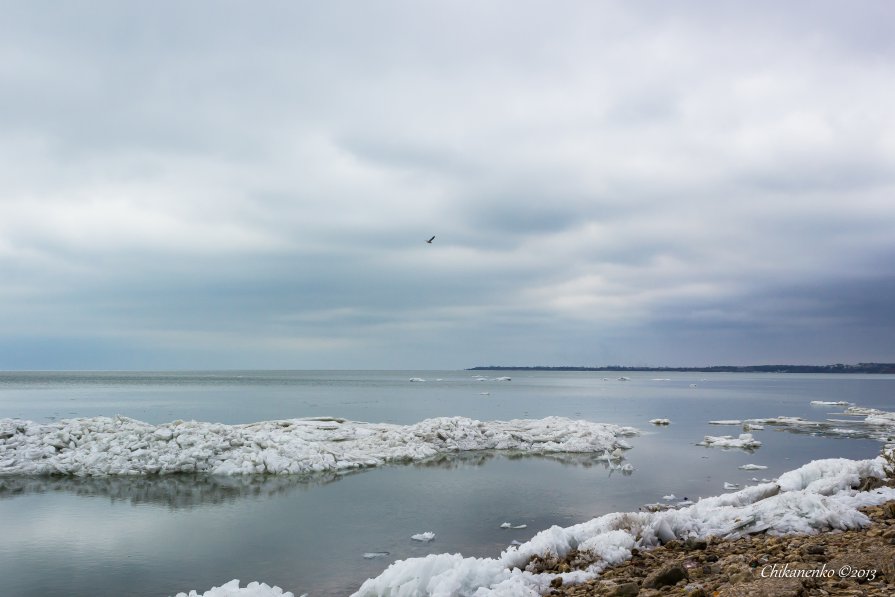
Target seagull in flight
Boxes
[426,235,435,244]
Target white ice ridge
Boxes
[0,416,638,476]
[352,456,895,597]
[172,579,294,597]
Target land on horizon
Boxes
[468,363,895,374]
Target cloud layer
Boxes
[2,1,894,369]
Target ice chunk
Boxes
[172,579,294,597]
[363,552,390,559]
[709,420,742,425]
[0,415,639,477]
[662,494,676,500]
[410,532,436,542]
[649,419,670,425]
[811,401,852,406]
[698,434,761,450]
[723,482,740,490]
[739,464,768,470]
[409,378,426,382]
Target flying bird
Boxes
[426,235,435,244]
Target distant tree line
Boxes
[468,363,895,374]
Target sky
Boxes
[1,1,894,370]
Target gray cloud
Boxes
[1,1,894,369]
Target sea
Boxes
[0,370,893,597]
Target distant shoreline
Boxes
[468,363,895,374]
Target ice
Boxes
[662,494,676,500]
[739,464,768,470]
[352,456,895,596]
[649,419,670,425]
[742,403,895,442]
[708,420,742,425]
[723,482,740,490]
[0,415,638,476]
[409,378,426,382]
[172,579,294,597]
[499,523,526,529]
[411,532,436,542]
[697,433,761,450]
[363,552,390,559]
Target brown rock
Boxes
[642,563,688,589]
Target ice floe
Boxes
[810,400,852,406]
[739,402,895,442]
[738,464,768,470]
[697,433,761,450]
[649,419,670,425]
[723,482,740,490]
[708,420,742,425]
[172,579,294,597]
[351,456,895,596]
[500,522,527,529]
[411,532,436,542]
[0,415,638,476]
[363,552,390,559]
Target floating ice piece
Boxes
[723,482,740,490]
[662,494,676,501]
[709,420,742,425]
[617,376,630,381]
[409,378,426,382]
[649,419,670,425]
[363,552,390,559]
[864,412,895,426]
[499,522,512,529]
[494,377,511,382]
[0,415,639,476]
[172,579,294,597]
[742,423,764,431]
[739,464,768,470]
[689,384,697,388]
[811,401,852,406]
[479,392,490,396]
[651,378,671,381]
[698,433,761,449]
[411,532,435,542]
[352,456,895,597]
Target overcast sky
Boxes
[1,1,894,370]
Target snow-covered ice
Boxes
[351,456,895,596]
[649,418,670,425]
[697,433,761,450]
[738,464,768,470]
[723,482,740,490]
[0,415,638,476]
[708,420,742,425]
[172,579,294,597]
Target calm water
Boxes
[0,370,893,596]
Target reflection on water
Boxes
[0,451,626,509]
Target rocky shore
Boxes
[541,500,895,597]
